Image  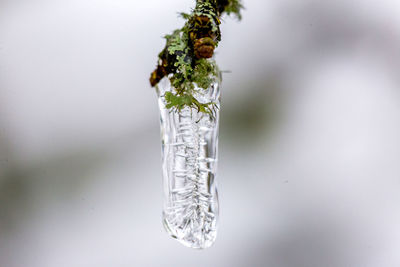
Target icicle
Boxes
[157,77,220,249]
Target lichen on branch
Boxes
[150,0,243,116]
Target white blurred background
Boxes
[1,0,400,266]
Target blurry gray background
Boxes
[1,0,400,266]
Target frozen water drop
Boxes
[157,77,220,249]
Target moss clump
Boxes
[150,0,243,116]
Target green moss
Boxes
[223,0,243,20]
[192,59,219,89]
[151,0,243,116]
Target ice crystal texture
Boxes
[157,78,220,249]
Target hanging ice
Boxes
[157,77,220,249]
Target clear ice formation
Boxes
[157,77,220,249]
